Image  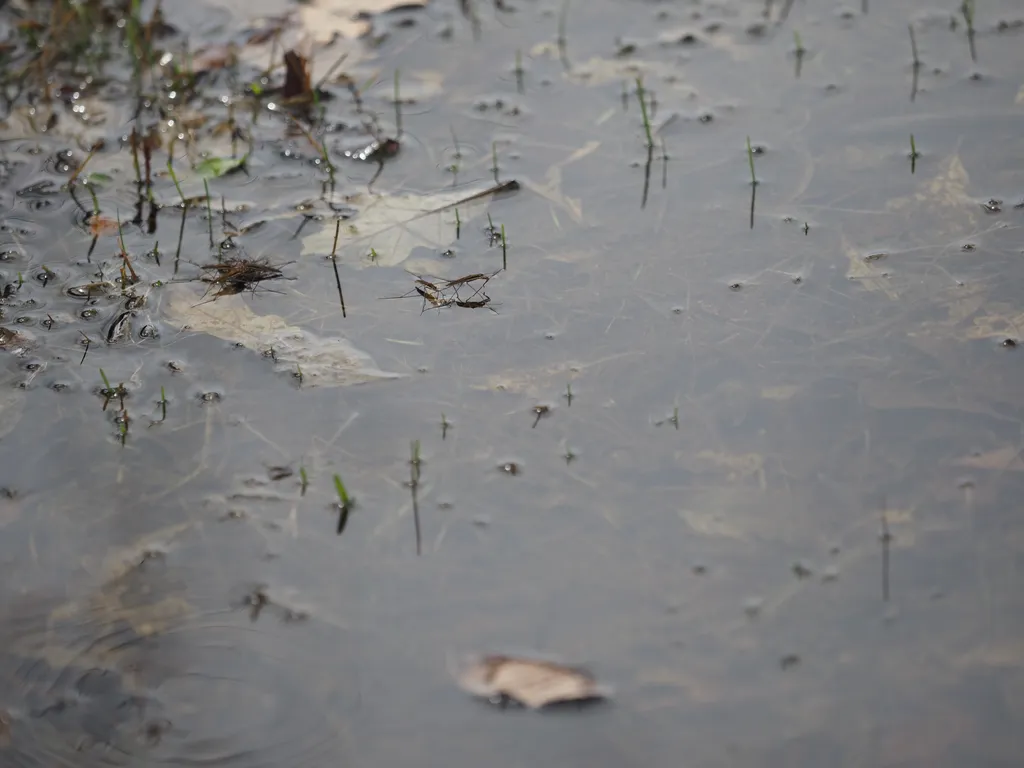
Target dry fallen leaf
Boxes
[282,48,313,101]
[301,181,513,268]
[451,653,611,709]
[951,446,1024,472]
[88,215,121,237]
[297,0,429,42]
[163,283,402,387]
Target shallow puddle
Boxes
[1,0,1023,765]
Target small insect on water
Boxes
[450,653,612,710]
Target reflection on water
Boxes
[1,0,1024,765]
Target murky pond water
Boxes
[1,0,1023,765]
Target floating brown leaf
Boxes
[163,283,401,388]
[451,653,610,709]
[282,49,312,101]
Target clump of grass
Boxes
[635,76,654,148]
[299,466,309,496]
[157,385,167,422]
[491,141,499,182]
[565,382,574,406]
[454,208,461,239]
[909,133,919,173]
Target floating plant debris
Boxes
[451,653,611,709]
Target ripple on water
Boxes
[0,568,347,767]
